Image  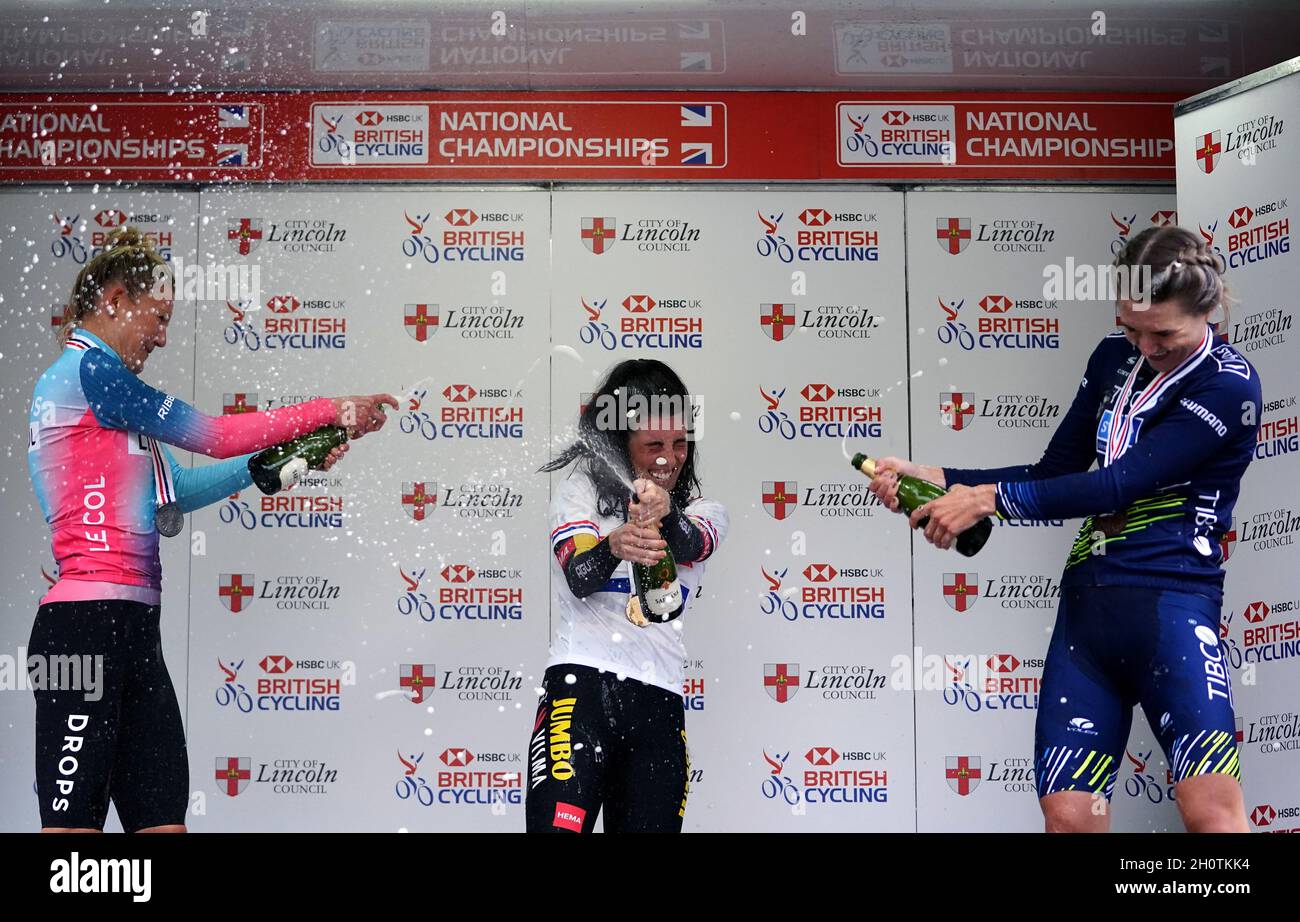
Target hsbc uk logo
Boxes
[396,564,525,624]
[762,747,889,807]
[395,746,523,808]
[937,294,1061,352]
[399,208,525,265]
[760,563,887,622]
[222,292,348,353]
[758,383,884,441]
[755,208,880,264]
[1224,199,1290,270]
[398,384,524,442]
[215,655,346,714]
[577,294,705,350]
[942,653,1043,712]
[1250,802,1300,832]
[838,103,955,166]
[1227,596,1300,666]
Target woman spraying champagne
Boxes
[869,226,1259,833]
[527,359,727,833]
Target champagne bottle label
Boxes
[643,582,683,617]
[279,457,310,491]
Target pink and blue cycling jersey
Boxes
[28,329,337,606]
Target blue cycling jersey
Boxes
[945,328,1262,603]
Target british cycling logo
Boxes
[222,292,348,353]
[220,489,345,530]
[760,563,888,623]
[762,748,889,807]
[397,384,524,442]
[943,653,1042,713]
[755,209,880,264]
[577,293,705,350]
[937,293,1061,352]
[396,564,525,623]
[395,746,522,807]
[757,384,883,441]
[215,655,344,713]
[401,208,526,264]
[1223,196,1290,270]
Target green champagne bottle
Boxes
[249,426,347,495]
[629,524,685,624]
[851,453,992,557]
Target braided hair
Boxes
[1113,225,1232,328]
[59,226,172,346]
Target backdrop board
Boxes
[1176,59,1300,834]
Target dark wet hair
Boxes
[541,359,701,519]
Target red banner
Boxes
[0,91,1179,182]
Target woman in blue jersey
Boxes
[28,227,396,832]
[871,226,1259,832]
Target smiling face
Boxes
[1116,297,1208,373]
[627,413,688,492]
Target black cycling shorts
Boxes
[526,664,689,833]
[29,599,188,831]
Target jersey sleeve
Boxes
[549,472,620,598]
[79,349,337,459]
[995,364,1261,521]
[682,497,728,563]
[944,338,1110,488]
[549,473,603,560]
[163,444,255,514]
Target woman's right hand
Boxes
[609,522,667,566]
[869,456,946,513]
[332,394,398,438]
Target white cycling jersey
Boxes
[547,470,728,696]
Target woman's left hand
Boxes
[315,443,349,471]
[909,483,997,550]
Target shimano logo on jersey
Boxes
[156,394,175,421]
[1193,624,1232,703]
[49,852,152,903]
[1180,398,1229,437]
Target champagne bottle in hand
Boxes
[627,523,685,626]
[851,453,992,557]
[249,426,348,495]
